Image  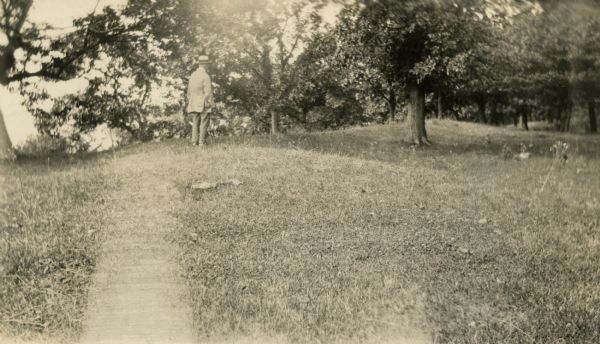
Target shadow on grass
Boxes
[214,121,600,163]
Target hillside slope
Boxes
[1,120,599,343]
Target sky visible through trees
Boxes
[0,0,599,153]
[1,0,342,147]
[1,0,126,145]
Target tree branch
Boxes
[13,0,33,34]
[248,64,271,87]
[281,33,301,73]
[6,69,68,82]
[82,0,101,51]
[239,46,272,87]
[0,0,10,33]
[7,18,146,84]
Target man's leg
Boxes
[191,112,200,145]
[199,111,211,145]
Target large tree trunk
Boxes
[437,93,443,119]
[301,107,310,130]
[488,101,500,126]
[270,110,280,135]
[476,98,487,123]
[0,108,14,160]
[521,111,529,131]
[387,89,397,124]
[408,83,429,145]
[559,103,572,132]
[589,101,597,134]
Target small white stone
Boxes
[191,182,218,190]
[227,179,243,186]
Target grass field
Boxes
[1,119,599,343]
[0,155,114,342]
[173,120,600,343]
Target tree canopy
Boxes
[1,0,599,157]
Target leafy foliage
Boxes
[2,0,600,149]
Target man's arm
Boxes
[204,75,215,108]
[186,76,194,113]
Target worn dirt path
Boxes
[80,153,195,344]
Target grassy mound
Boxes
[1,120,598,343]
[0,157,113,342]
[173,121,600,343]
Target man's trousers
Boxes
[191,112,210,145]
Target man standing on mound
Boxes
[186,55,215,146]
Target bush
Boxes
[148,119,191,141]
[206,108,258,136]
[15,135,89,158]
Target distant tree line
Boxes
[1,0,599,157]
